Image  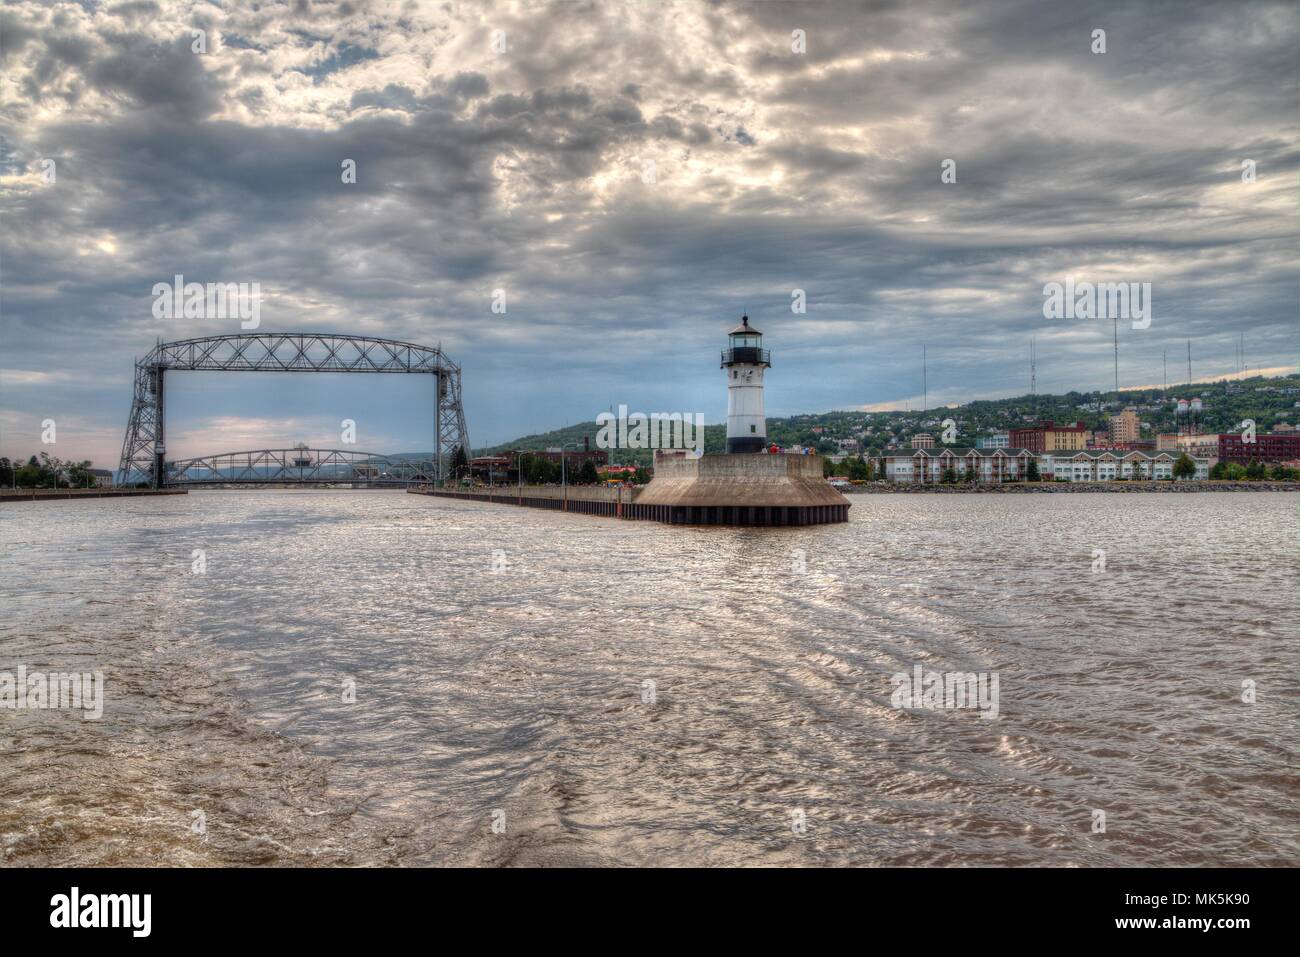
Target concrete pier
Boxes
[411,453,850,526]
[633,452,849,524]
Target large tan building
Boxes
[1109,407,1141,444]
[1177,432,1221,464]
[1046,425,1088,451]
[1010,421,1087,452]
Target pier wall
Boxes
[0,488,189,503]
[413,454,851,525]
[414,485,628,518]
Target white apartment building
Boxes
[876,448,1210,484]
[1040,450,1209,481]
[875,447,1036,484]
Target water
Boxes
[1,489,1296,866]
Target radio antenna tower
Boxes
[1030,337,1037,411]
[1112,317,1119,394]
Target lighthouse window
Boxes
[732,371,737,378]
[750,425,756,433]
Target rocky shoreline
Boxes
[848,481,1300,494]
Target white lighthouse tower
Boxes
[721,315,771,453]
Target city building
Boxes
[1156,433,1180,451]
[1177,432,1221,463]
[1010,421,1088,453]
[1109,407,1141,444]
[976,432,1009,449]
[522,448,608,468]
[873,447,1036,484]
[469,455,512,483]
[721,315,770,453]
[1217,433,1300,465]
[911,433,935,449]
[482,447,610,483]
[1041,450,1208,482]
[1108,440,1156,453]
[87,468,114,488]
[874,447,1211,484]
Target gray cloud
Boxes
[1,0,1296,465]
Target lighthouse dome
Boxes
[721,313,770,369]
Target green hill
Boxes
[478,373,1300,463]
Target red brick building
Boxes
[1217,433,1300,464]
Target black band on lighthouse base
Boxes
[727,436,766,454]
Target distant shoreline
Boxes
[846,481,1299,494]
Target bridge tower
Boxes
[118,350,168,488]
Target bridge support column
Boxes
[151,368,165,489]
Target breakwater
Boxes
[412,453,852,525]
[412,485,627,517]
[411,485,850,524]
[414,453,851,525]
[0,488,189,503]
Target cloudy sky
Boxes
[1,0,1296,465]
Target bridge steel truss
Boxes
[117,333,469,487]
[163,448,435,486]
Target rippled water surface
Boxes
[2,489,1296,866]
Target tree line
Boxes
[1210,459,1297,481]
[0,454,101,489]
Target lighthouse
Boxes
[721,315,771,453]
